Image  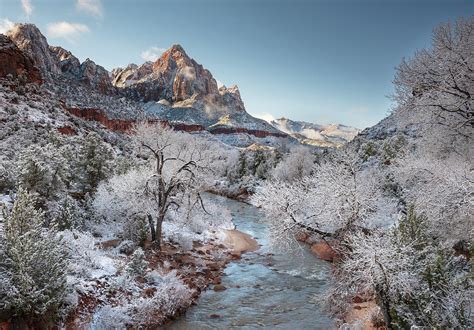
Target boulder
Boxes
[310,241,337,262]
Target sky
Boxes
[0,0,472,128]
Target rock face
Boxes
[113,45,219,104]
[5,24,61,77]
[0,34,42,84]
[6,23,113,94]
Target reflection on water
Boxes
[166,196,333,329]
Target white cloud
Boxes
[251,112,276,123]
[21,0,33,17]
[141,46,166,62]
[0,18,15,34]
[47,21,90,43]
[76,0,103,18]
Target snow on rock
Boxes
[271,117,360,147]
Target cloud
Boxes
[179,66,196,79]
[0,18,15,33]
[47,21,90,42]
[251,112,275,123]
[21,0,33,17]
[141,46,166,62]
[76,0,103,18]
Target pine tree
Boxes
[76,133,114,195]
[237,151,247,178]
[0,188,68,321]
[16,144,67,202]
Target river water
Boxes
[166,196,333,329]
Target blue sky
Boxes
[0,0,472,128]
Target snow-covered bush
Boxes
[62,230,116,279]
[132,270,193,326]
[126,248,148,277]
[330,207,471,328]
[93,305,130,330]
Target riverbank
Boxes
[62,228,259,329]
[296,232,383,329]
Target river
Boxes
[166,195,333,329]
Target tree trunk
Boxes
[154,214,164,251]
[376,287,392,329]
[147,214,156,242]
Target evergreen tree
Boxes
[237,151,247,178]
[0,188,68,321]
[78,133,114,194]
[16,144,68,202]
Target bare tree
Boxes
[94,122,228,249]
[394,17,474,135]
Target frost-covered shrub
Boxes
[93,305,130,330]
[126,248,148,276]
[132,270,193,326]
[272,146,314,182]
[117,240,136,255]
[48,195,83,230]
[62,230,116,279]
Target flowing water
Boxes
[166,196,333,329]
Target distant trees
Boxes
[0,188,68,322]
[271,146,315,182]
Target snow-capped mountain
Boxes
[271,117,360,147]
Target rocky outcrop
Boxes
[78,59,114,94]
[7,24,113,94]
[6,23,61,77]
[64,106,205,132]
[0,34,42,84]
[111,62,153,87]
[111,45,248,117]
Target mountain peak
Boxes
[6,22,61,76]
[168,44,186,53]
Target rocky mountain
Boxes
[270,117,360,147]
[1,23,285,146]
[0,23,355,148]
